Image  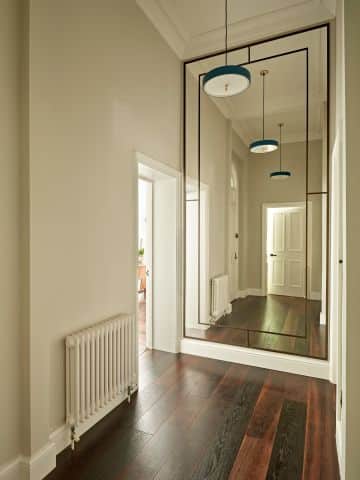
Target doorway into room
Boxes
[137,178,153,355]
[136,152,180,356]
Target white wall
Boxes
[27,0,181,456]
[0,0,23,466]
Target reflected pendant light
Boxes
[202,0,251,98]
[270,123,291,179]
[249,70,279,153]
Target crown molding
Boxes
[185,1,334,59]
[136,0,186,58]
[138,0,335,61]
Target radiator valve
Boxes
[70,426,80,451]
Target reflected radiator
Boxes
[66,314,137,449]
[211,275,232,320]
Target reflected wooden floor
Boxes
[45,351,339,480]
[187,295,326,358]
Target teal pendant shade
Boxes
[249,70,278,154]
[203,65,251,97]
[270,170,291,179]
[202,0,251,98]
[249,138,279,154]
[270,123,291,180]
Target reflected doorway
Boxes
[265,203,306,298]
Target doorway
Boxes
[266,204,306,297]
[136,152,180,355]
[138,178,153,355]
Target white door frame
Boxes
[261,201,308,296]
[135,151,182,353]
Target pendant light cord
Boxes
[279,124,283,170]
[262,73,265,139]
[225,0,228,65]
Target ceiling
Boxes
[187,27,327,145]
[137,1,333,145]
[137,0,335,58]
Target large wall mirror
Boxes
[184,26,329,359]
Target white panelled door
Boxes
[268,207,306,298]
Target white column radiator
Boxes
[65,313,137,449]
[211,275,232,320]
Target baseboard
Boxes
[0,390,138,480]
[336,419,343,479]
[50,389,135,456]
[195,322,210,331]
[180,338,329,380]
[26,442,56,480]
[0,457,26,480]
[236,290,248,298]
[310,291,321,301]
[0,442,56,480]
[232,289,265,300]
[247,288,265,296]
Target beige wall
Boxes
[344,0,360,478]
[0,0,23,466]
[246,140,323,290]
[27,0,181,454]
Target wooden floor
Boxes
[186,295,326,358]
[45,350,339,480]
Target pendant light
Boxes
[249,70,279,153]
[202,0,251,98]
[270,123,291,179]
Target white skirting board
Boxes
[0,457,26,480]
[180,338,330,380]
[0,442,56,480]
[0,389,135,480]
[234,289,265,299]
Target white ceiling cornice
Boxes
[137,0,335,61]
[136,0,187,58]
[185,1,334,59]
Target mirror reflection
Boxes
[184,26,328,359]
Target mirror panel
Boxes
[184,26,329,359]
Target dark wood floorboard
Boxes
[45,351,339,480]
[186,295,326,358]
[266,400,307,480]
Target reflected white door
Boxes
[268,207,306,297]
